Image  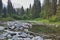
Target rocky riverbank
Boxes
[0,21,44,40]
[0,21,60,40]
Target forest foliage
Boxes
[0,0,60,22]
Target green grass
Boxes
[29,25,55,34]
[30,18,60,25]
[0,17,14,22]
[29,18,60,35]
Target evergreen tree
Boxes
[26,4,31,16]
[26,8,29,15]
[25,8,30,19]
[26,4,31,15]
[16,8,21,15]
[50,0,57,16]
[30,4,31,9]
[31,0,41,18]
[2,7,7,18]
[13,8,17,15]
[25,4,32,19]
[7,0,14,16]
[0,0,3,17]
[29,4,32,19]
[41,0,51,18]
[56,0,60,17]
[20,6,25,16]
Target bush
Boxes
[49,16,58,22]
[22,14,29,20]
[56,17,60,21]
[11,14,23,20]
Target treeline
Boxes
[41,0,60,22]
[0,0,60,21]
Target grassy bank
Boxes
[31,18,60,24]
[29,18,60,35]
[0,17,14,22]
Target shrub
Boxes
[49,16,58,22]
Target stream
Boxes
[0,21,44,40]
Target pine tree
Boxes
[31,0,41,18]
[50,0,57,16]
[30,4,31,9]
[26,8,29,15]
[41,0,51,18]
[26,4,31,16]
[16,8,21,15]
[2,7,7,18]
[7,0,14,16]
[29,4,32,19]
[0,0,3,17]
[25,4,32,19]
[20,6,25,16]
[56,0,60,17]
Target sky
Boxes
[2,0,44,9]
